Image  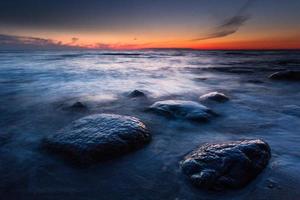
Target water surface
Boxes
[0,50,300,199]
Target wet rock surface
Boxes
[269,70,300,81]
[149,100,216,122]
[43,114,151,164]
[180,139,271,190]
[199,92,229,102]
[128,90,146,98]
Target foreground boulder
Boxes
[269,70,300,81]
[199,92,229,102]
[43,114,151,164]
[180,139,271,190]
[149,100,216,122]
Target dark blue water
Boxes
[0,50,300,199]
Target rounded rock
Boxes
[129,90,146,98]
[43,114,151,164]
[199,92,229,102]
[180,139,271,190]
[269,70,300,81]
[149,100,216,122]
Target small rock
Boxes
[269,70,300,81]
[43,114,151,164]
[71,102,86,109]
[180,139,271,190]
[149,100,216,122]
[64,101,88,112]
[246,80,264,84]
[129,90,146,98]
[199,92,229,103]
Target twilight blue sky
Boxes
[0,0,299,49]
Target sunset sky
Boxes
[0,0,300,50]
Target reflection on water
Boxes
[0,50,300,199]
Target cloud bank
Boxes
[0,34,80,50]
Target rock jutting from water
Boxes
[43,114,151,164]
[70,101,87,110]
[149,100,216,122]
[269,70,300,81]
[180,139,271,190]
[128,90,146,98]
[199,92,229,103]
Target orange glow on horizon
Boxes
[68,38,300,50]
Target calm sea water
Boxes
[0,50,300,199]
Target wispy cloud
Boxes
[192,0,255,41]
[0,34,79,49]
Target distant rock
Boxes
[269,70,300,81]
[199,92,229,103]
[128,90,146,98]
[149,100,216,122]
[43,114,151,164]
[180,139,271,190]
[246,79,264,84]
[70,102,87,109]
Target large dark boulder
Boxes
[149,100,216,122]
[269,70,300,81]
[199,92,229,103]
[43,114,151,164]
[180,139,271,190]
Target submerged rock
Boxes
[199,92,229,102]
[149,100,216,122]
[43,114,151,164]
[269,70,300,81]
[129,90,146,98]
[180,139,271,190]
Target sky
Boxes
[0,0,300,50]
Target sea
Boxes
[0,50,300,199]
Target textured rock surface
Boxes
[43,114,151,164]
[149,100,216,122]
[199,92,229,102]
[180,139,271,190]
[269,70,300,81]
[129,90,146,98]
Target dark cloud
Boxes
[0,34,79,50]
[193,0,255,41]
[192,15,250,41]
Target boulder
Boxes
[269,70,300,81]
[199,92,229,102]
[43,114,151,164]
[149,100,216,122]
[129,90,146,98]
[180,139,271,190]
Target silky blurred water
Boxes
[0,50,300,199]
